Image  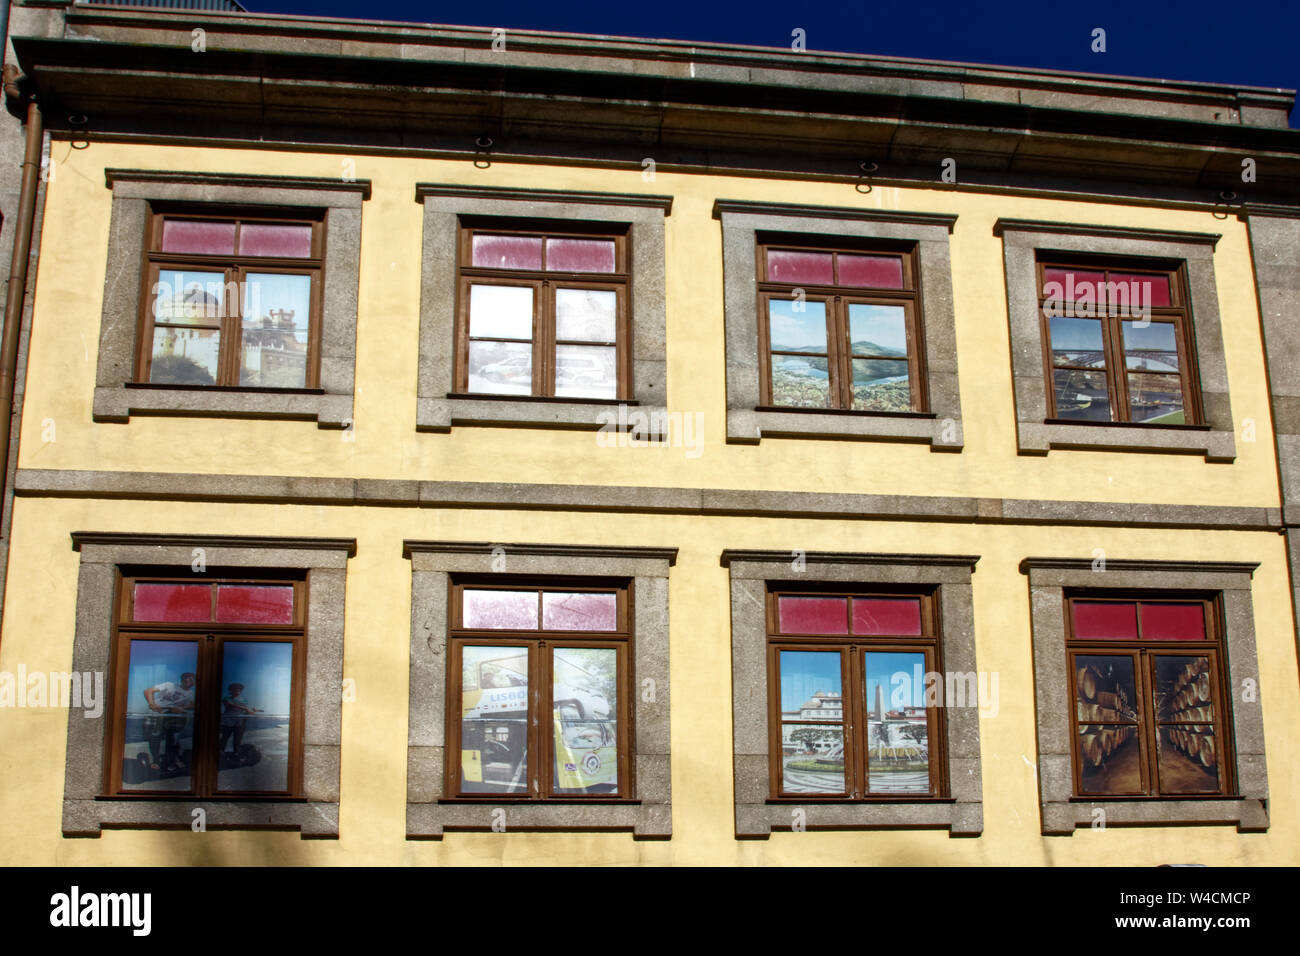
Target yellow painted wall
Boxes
[0,498,1295,864]
[2,143,1296,865]
[16,142,1281,509]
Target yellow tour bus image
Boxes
[460,646,619,794]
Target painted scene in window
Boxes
[150,269,224,385]
[216,641,294,793]
[460,645,530,793]
[863,651,930,793]
[1153,656,1219,794]
[120,640,198,790]
[1075,655,1142,794]
[551,647,619,794]
[467,284,534,394]
[768,300,831,408]
[779,650,845,793]
[239,273,311,388]
[848,304,912,412]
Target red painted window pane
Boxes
[161,219,236,255]
[1109,273,1172,308]
[541,591,618,630]
[216,585,295,624]
[767,250,834,285]
[472,235,543,270]
[1140,603,1205,641]
[852,597,922,635]
[778,596,848,634]
[545,238,616,273]
[134,583,211,622]
[838,254,904,289]
[238,223,313,258]
[1073,601,1139,639]
[463,589,539,629]
[1043,268,1105,301]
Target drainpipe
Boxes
[0,64,41,520]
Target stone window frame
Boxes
[722,550,983,838]
[995,219,1234,461]
[63,532,355,838]
[415,185,672,433]
[714,200,963,450]
[94,170,370,429]
[404,541,675,839]
[1020,557,1267,835]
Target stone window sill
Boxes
[64,798,338,837]
[94,384,352,427]
[730,407,959,448]
[737,800,980,838]
[419,394,664,432]
[1042,797,1267,834]
[1022,420,1233,461]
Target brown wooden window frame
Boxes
[137,206,326,390]
[1064,592,1236,801]
[453,221,632,401]
[103,571,308,800]
[445,577,635,802]
[755,236,927,414]
[1036,255,1204,426]
[765,585,949,802]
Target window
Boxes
[416,185,671,432]
[140,211,322,390]
[404,541,674,838]
[448,582,630,798]
[1040,259,1200,426]
[758,239,924,413]
[995,219,1234,460]
[1066,596,1231,797]
[95,170,368,428]
[455,225,628,400]
[769,589,946,798]
[63,532,353,837]
[723,550,983,838]
[715,200,962,448]
[107,575,306,797]
[1020,557,1268,834]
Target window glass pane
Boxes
[121,641,198,791]
[1074,655,1141,794]
[864,651,930,794]
[767,249,833,285]
[134,583,211,622]
[161,219,235,255]
[1153,656,1218,793]
[851,358,910,412]
[1042,268,1104,302]
[768,299,827,353]
[150,328,220,385]
[1073,601,1138,639]
[838,254,903,289]
[546,238,617,273]
[471,234,543,270]
[1140,603,1206,641]
[461,645,530,794]
[777,596,848,634]
[1157,727,1219,794]
[1127,373,1185,424]
[463,589,538,630]
[217,641,293,792]
[1048,316,1104,366]
[467,341,532,394]
[153,269,226,325]
[1153,656,1214,723]
[853,598,922,635]
[216,585,295,624]
[771,354,831,407]
[779,650,844,794]
[555,345,617,399]
[238,223,313,258]
[769,299,830,407]
[848,304,908,356]
[552,647,619,793]
[1122,321,1179,372]
[240,273,312,388]
[1110,273,1171,308]
[541,592,618,631]
[1052,369,1111,421]
[469,284,534,340]
[555,288,616,342]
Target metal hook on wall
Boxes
[68,114,90,150]
[474,136,494,169]
[855,161,878,194]
[1212,190,1239,220]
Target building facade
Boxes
[0,2,1299,864]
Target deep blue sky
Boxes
[241,0,1299,126]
